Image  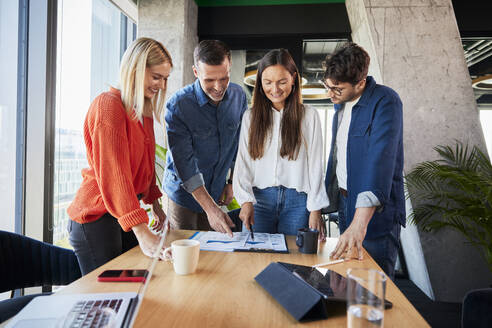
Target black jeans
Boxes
[68,213,138,276]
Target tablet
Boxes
[277,262,393,309]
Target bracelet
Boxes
[227,178,233,184]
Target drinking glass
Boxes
[346,268,387,328]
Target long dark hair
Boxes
[249,49,304,160]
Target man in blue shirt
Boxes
[322,43,405,279]
[163,40,247,237]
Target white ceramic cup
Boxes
[164,239,200,275]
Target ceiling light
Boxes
[244,71,328,100]
[243,70,307,87]
[472,74,492,90]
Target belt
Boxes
[339,188,348,198]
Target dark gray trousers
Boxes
[68,213,138,276]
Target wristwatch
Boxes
[227,178,233,184]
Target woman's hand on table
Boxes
[239,202,255,232]
[309,210,326,241]
[132,223,166,260]
[150,200,168,233]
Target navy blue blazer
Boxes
[324,76,406,239]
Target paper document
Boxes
[189,231,288,252]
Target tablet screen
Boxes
[278,262,347,300]
[277,262,393,309]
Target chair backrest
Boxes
[462,288,492,328]
[0,230,81,293]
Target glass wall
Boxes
[302,40,348,167]
[0,0,20,302]
[53,0,135,247]
[480,109,492,156]
[0,0,19,233]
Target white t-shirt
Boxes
[233,105,329,211]
[336,96,360,190]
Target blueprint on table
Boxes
[189,231,288,252]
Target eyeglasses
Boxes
[318,79,344,96]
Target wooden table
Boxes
[57,230,429,327]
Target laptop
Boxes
[6,223,169,328]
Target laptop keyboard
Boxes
[65,299,123,328]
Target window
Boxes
[0,0,19,233]
[302,40,348,167]
[463,38,492,159]
[53,0,136,247]
[480,109,492,156]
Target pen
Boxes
[250,225,254,241]
[312,259,345,268]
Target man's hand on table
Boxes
[330,207,375,260]
[192,185,235,237]
[205,206,235,237]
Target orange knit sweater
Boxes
[67,87,162,232]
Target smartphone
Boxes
[97,269,148,282]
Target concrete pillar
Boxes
[346,0,490,302]
[231,50,251,102]
[137,0,198,146]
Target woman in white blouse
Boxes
[233,49,329,239]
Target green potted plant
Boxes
[405,141,492,272]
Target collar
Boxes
[333,76,376,112]
[194,79,209,107]
[355,75,376,107]
[270,106,284,113]
[109,86,121,96]
[193,79,231,107]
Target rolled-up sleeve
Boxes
[355,191,381,208]
[165,100,205,193]
[306,108,330,211]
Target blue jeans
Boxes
[249,186,310,236]
[338,191,401,280]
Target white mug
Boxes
[164,239,200,275]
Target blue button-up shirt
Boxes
[324,76,405,239]
[163,79,247,212]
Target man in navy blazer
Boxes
[322,43,405,279]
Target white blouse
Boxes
[233,105,329,211]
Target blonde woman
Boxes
[67,38,172,275]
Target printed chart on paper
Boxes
[189,231,288,252]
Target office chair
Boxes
[462,288,492,328]
[321,208,339,237]
[0,230,81,323]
